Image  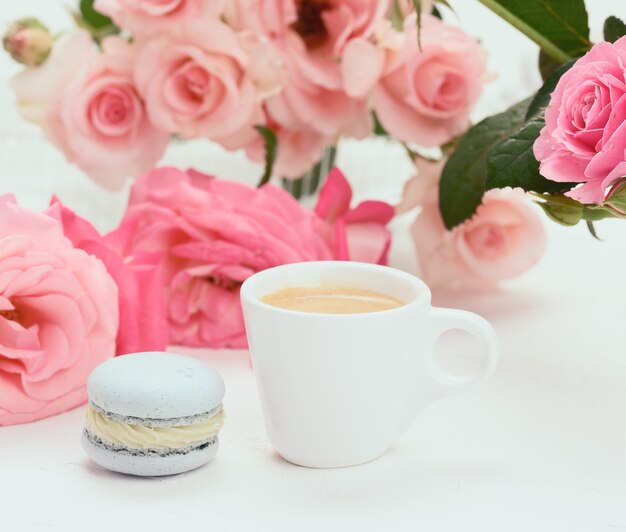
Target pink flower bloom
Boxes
[534,37,626,204]
[246,0,389,139]
[0,196,118,426]
[267,32,373,139]
[412,189,546,288]
[374,14,487,147]
[46,198,168,357]
[287,0,389,58]
[94,0,222,36]
[119,167,333,348]
[11,31,169,189]
[134,19,281,150]
[223,0,296,35]
[226,0,388,50]
[315,167,395,264]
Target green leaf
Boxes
[526,58,577,119]
[477,0,590,63]
[604,16,626,44]
[439,98,531,229]
[254,126,278,188]
[486,113,576,193]
[431,5,443,19]
[79,0,114,29]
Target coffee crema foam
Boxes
[261,285,405,314]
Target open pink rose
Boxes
[286,0,389,58]
[412,189,546,288]
[315,167,395,264]
[226,0,388,51]
[46,198,168,356]
[249,1,388,139]
[134,19,280,150]
[267,33,373,139]
[11,31,169,189]
[0,196,118,426]
[118,167,333,348]
[374,14,487,147]
[226,1,387,139]
[534,37,626,204]
[94,0,222,36]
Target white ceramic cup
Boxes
[240,261,499,468]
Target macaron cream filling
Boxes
[84,404,225,450]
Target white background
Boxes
[1,2,626,531]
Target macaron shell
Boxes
[82,432,219,477]
[87,352,225,420]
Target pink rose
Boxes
[267,33,373,139]
[46,198,168,356]
[0,196,118,426]
[534,37,626,204]
[374,14,487,147]
[287,0,389,57]
[254,0,389,139]
[134,19,281,150]
[118,167,333,348]
[94,0,222,36]
[11,31,169,189]
[315,168,395,264]
[223,0,296,35]
[225,0,388,50]
[413,189,546,288]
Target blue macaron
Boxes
[82,352,225,476]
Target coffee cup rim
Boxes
[240,261,431,318]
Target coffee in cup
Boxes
[261,285,405,314]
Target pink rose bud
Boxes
[3,18,52,67]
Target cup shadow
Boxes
[262,440,509,509]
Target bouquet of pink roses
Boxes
[5,0,485,187]
[4,0,550,290]
[5,0,624,428]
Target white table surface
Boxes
[2,1,626,531]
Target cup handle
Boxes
[427,307,499,396]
